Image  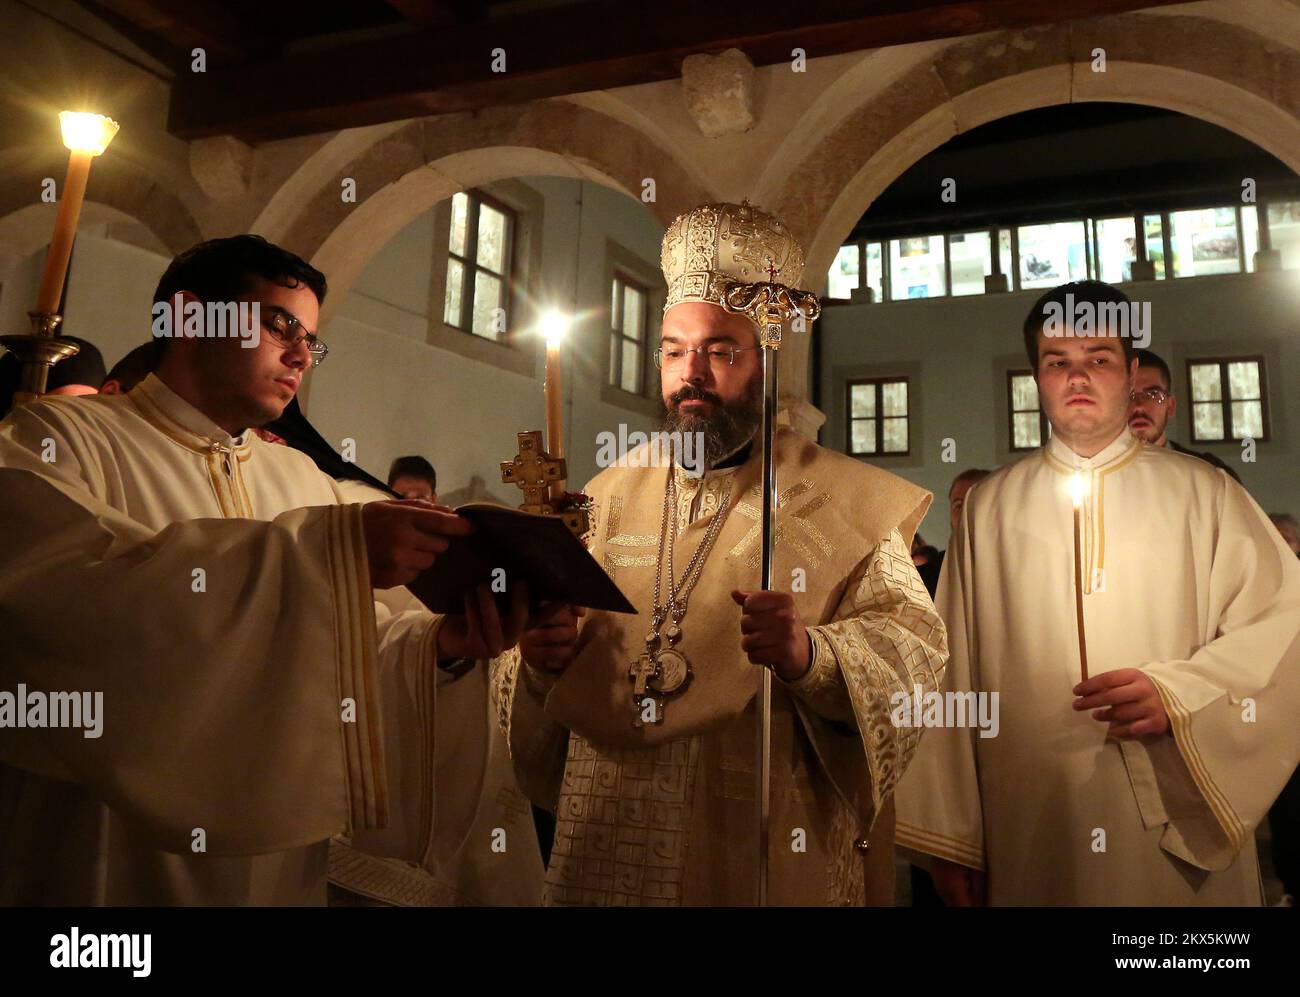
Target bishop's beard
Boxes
[660,373,764,468]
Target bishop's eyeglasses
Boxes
[1129,387,1170,405]
[653,345,758,370]
[262,305,329,367]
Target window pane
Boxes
[1189,363,1222,402]
[1094,216,1137,283]
[1013,412,1041,449]
[1011,374,1039,412]
[621,341,641,394]
[608,331,620,385]
[1193,401,1224,440]
[850,419,876,454]
[864,242,884,302]
[949,231,990,296]
[1231,400,1263,439]
[850,384,875,418]
[611,279,621,323]
[889,235,945,300]
[1242,206,1260,273]
[476,203,508,272]
[1143,215,1166,279]
[1170,207,1240,278]
[622,285,645,340]
[443,259,464,327]
[1018,221,1088,289]
[827,244,860,299]
[471,271,503,340]
[881,380,907,416]
[1227,361,1260,400]
[882,417,908,453]
[1267,200,1300,269]
[449,193,469,257]
[998,229,1013,281]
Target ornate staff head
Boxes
[659,200,821,352]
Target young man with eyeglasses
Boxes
[1127,349,1242,483]
[896,280,1300,906]
[0,235,527,905]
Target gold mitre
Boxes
[660,201,806,313]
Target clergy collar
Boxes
[672,438,754,487]
[130,373,251,450]
[1045,425,1141,472]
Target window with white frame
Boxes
[1187,357,1269,443]
[444,190,515,341]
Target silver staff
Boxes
[722,262,820,906]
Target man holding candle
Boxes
[0,235,526,904]
[896,280,1300,906]
[490,202,949,905]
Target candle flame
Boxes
[1068,472,1088,508]
[540,309,570,348]
[59,112,119,156]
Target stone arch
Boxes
[255,101,713,321]
[769,13,1300,289]
[0,157,203,267]
[754,12,1300,427]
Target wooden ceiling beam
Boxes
[169,0,1193,142]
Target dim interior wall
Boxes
[0,232,168,374]
[307,176,665,499]
[819,270,1300,543]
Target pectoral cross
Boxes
[629,653,667,728]
[628,652,658,697]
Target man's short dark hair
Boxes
[153,235,327,308]
[104,341,163,392]
[387,455,436,490]
[1022,280,1136,368]
[1136,349,1173,392]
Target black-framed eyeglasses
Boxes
[1129,387,1170,405]
[653,345,757,369]
[262,305,328,367]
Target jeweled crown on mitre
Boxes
[660,201,806,313]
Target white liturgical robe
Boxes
[896,429,1300,905]
[0,374,459,904]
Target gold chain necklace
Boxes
[627,467,733,727]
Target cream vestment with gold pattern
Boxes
[896,429,1300,905]
[491,430,949,905]
[0,374,465,904]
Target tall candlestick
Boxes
[540,310,569,461]
[1069,472,1090,683]
[0,111,119,407]
[545,342,563,460]
[36,112,119,315]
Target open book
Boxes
[406,502,636,615]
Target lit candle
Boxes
[1069,472,1090,683]
[35,112,120,315]
[540,310,569,461]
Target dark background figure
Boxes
[0,335,106,418]
[264,396,394,496]
[1128,350,1242,484]
[387,455,437,502]
[100,341,162,395]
